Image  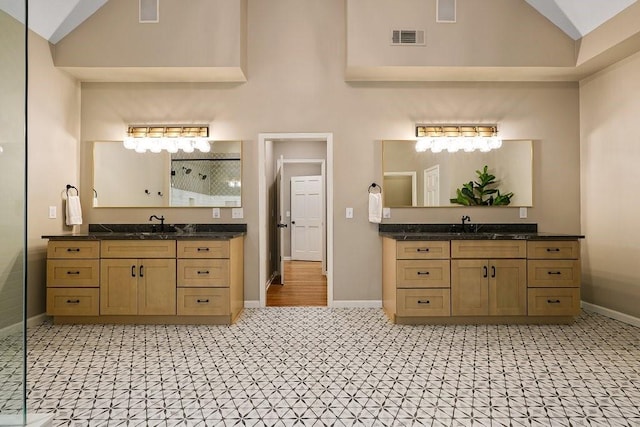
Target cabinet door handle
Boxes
[417,271,430,276]
[197,247,210,252]
[66,248,80,252]
[417,300,430,304]
[196,299,210,304]
[547,299,561,304]
[483,266,488,278]
[197,270,210,275]
[131,265,136,277]
[139,265,144,278]
[66,271,80,275]
[416,248,430,252]
[546,248,561,252]
[491,266,496,278]
[66,299,80,304]
[547,271,562,275]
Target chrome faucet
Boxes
[149,215,165,232]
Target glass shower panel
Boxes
[0,0,27,422]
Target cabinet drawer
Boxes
[47,288,99,316]
[47,260,100,287]
[528,288,580,316]
[177,241,229,259]
[177,259,229,287]
[177,288,230,316]
[451,240,526,259]
[527,241,580,260]
[101,240,176,258]
[396,260,450,288]
[47,241,100,259]
[397,289,450,317]
[527,260,581,287]
[396,241,450,260]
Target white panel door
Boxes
[424,165,440,207]
[291,175,323,261]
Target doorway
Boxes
[258,133,333,308]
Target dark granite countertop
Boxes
[378,223,584,241]
[42,224,247,240]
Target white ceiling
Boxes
[0,0,637,44]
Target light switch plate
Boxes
[48,206,57,219]
[383,208,391,219]
[232,208,244,219]
[346,207,353,219]
[212,208,220,219]
[519,207,528,219]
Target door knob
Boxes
[277,223,288,228]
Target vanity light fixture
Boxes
[123,125,211,153]
[415,124,502,153]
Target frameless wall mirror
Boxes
[382,139,533,208]
[93,140,242,207]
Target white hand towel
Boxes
[368,192,382,223]
[66,195,83,226]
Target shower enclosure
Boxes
[0,0,27,424]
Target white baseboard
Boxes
[331,300,382,309]
[244,300,261,308]
[0,413,52,426]
[581,301,640,328]
[0,313,49,338]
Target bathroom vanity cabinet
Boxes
[381,225,583,325]
[45,231,244,325]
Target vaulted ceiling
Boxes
[0,0,637,44]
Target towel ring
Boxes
[66,185,79,196]
[368,183,382,193]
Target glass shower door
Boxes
[0,0,27,424]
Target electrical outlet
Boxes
[212,208,220,219]
[383,208,391,219]
[48,206,57,219]
[232,208,244,219]
[346,207,353,219]
[519,207,528,219]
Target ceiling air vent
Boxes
[391,30,426,46]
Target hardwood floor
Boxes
[267,261,327,306]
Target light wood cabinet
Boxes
[45,235,244,324]
[527,241,581,316]
[383,238,451,322]
[176,238,243,322]
[46,241,100,316]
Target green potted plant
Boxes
[450,165,514,206]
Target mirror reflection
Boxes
[93,140,242,207]
[382,140,532,207]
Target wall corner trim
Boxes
[581,301,640,328]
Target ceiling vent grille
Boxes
[391,30,426,46]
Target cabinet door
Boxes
[489,259,527,316]
[138,259,176,315]
[100,259,138,315]
[451,259,488,316]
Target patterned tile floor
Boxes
[2,308,639,426]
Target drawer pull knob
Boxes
[547,299,561,304]
[66,248,81,252]
[197,271,210,275]
[547,271,562,275]
[66,299,80,304]
[197,247,210,252]
[196,299,210,303]
[417,300,430,304]
[66,271,80,275]
[416,248,430,252]
[417,271,430,276]
[546,248,561,252]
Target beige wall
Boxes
[347,0,576,68]
[77,0,581,304]
[580,50,640,318]
[27,31,82,317]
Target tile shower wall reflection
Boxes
[171,154,241,207]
